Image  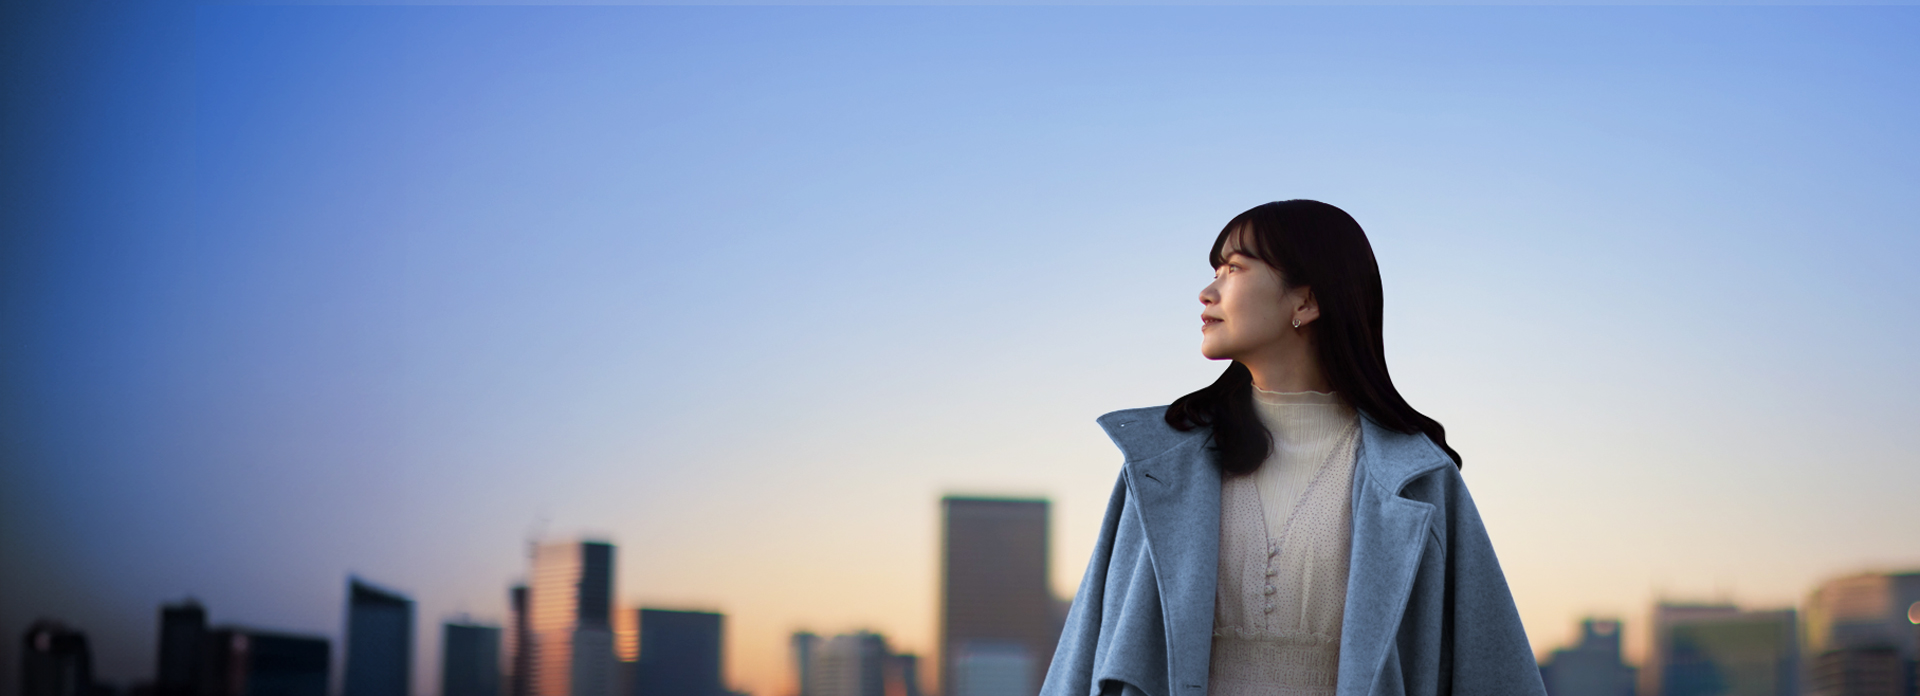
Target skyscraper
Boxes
[632,609,723,696]
[201,627,331,696]
[21,620,93,696]
[1811,647,1904,696]
[509,586,531,696]
[794,632,919,696]
[807,633,887,696]
[613,606,637,696]
[1647,603,1797,696]
[148,600,331,696]
[441,622,502,696]
[1539,618,1637,696]
[881,654,923,696]
[1805,571,1920,696]
[792,633,820,696]
[156,600,208,696]
[530,540,616,696]
[345,578,414,696]
[939,497,1056,696]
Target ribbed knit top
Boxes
[1209,387,1360,696]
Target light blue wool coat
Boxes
[1040,406,1548,696]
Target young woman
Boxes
[1040,201,1545,696]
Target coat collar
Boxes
[1097,407,1218,696]
[1097,406,1455,696]
[1336,411,1452,696]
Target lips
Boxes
[1201,315,1223,329]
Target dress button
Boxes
[1264,585,1276,595]
[1265,568,1278,577]
[1263,604,1274,613]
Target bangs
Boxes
[1208,216,1281,271]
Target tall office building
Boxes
[530,541,616,696]
[806,633,887,696]
[613,607,638,696]
[1647,603,1797,696]
[345,578,414,696]
[881,654,923,696]
[509,586,532,696]
[632,609,724,696]
[157,600,208,696]
[21,620,94,696]
[201,627,331,696]
[441,622,502,696]
[1645,604,1740,696]
[1812,647,1904,696]
[940,497,1056,696]
[1806,571,1920,696]
[792,633,921,696]
[1539,618,1637,696]
[792,633,820,696]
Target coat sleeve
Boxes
[1041,473,1129,696]
[1417,466,1547,696]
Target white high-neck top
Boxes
[1209,388,1360,696]
[1249,388,1358,543]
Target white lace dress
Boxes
[1209,390,1359,696]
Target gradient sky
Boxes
[4,5,1918,696]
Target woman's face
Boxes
[1198,235,1301,362]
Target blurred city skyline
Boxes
[4,4,1919,696]
[15,514,1920,696]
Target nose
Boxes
[1199,280,1218,306]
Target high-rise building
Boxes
[939,497,1056,696]
[1812,647,1904,696]
[631,609,723,696]
[613,607,638,696]
[509,586,532,696]
[808,633,887,696]
[345,578,413,696]
[530,541,616,696]
[21,620,94,696]
[145,600,331,696]
[441,622,502,696]
[881,654,923,696]
[157,601,208,696]
[1539,618,1637,696]
[200,628,331,696]
[1645,604,1739,696]
[793,633,919,696]
[1647,603,1797,696]
[1806,571,1920,696]
[792,633,820,696]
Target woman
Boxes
[1040,201,1544,696]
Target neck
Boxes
[1240,345,1330,393]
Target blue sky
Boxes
[4,5,1918,696]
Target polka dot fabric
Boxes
[1209,421,1359,696]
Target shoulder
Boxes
[1355,411,1458,497]
[1356,414,1489,550]
[1096,405,1209,464]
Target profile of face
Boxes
[1198,230,1318,363]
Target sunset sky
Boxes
[4,5,1918,696]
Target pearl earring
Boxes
[1292,319,1301,329]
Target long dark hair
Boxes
[1165,200,1462,473]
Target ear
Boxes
[1293,287,1321,328]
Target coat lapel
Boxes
[1097,408,1454,696]
[1335,415,1451,696]
[1098,409,1220,696]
